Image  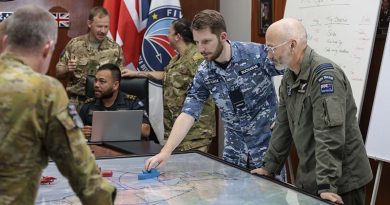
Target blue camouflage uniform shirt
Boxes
[182,41,282,168]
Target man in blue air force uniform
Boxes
[145,10,284,180]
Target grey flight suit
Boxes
[262,46,372,198]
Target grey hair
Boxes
[6,5,57,51]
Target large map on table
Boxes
[36,152,330,204]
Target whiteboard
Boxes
[366,30,390,163]
[274,0,381,116]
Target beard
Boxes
[95,89,114,99]
[202,40,223,61]
[272,52,292,71]
[274,62,289,71]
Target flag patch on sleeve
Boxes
[320,83,334,94]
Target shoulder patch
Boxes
[125,94,138,100]
[84,98,96,104]
[67,104,84,128]
[320,83,334,94]
[314,63,333,75]
[318,75,334,83]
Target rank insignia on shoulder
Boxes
[314,63,333,75]
[125,94,137,100]
[318,75,334,83]
[67,104,84,128]
[84,98,95,104]
[320,83,334,94]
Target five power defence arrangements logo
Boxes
[138,5,181,73]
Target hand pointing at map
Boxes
[145,151,171,171]
[145,113,195,171]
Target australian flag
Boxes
[0,12,12,23]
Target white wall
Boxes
[220,0,252,42]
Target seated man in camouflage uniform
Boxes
[79,63,151,139]
[0,5,115,205]
[56,6,125,110]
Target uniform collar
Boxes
[0,52,30,69]
[94,91,126,108]
[213,40,234,76]
[81,34,112,51]
[169,44,197,67]
[286,46,313,89]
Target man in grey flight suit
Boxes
[251,18,372,205]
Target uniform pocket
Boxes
[323,97,343,127]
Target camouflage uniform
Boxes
[56,34,125,108]
[262,47,372,203]
[163,44,216,151]
[79,91,150,126]
[182,41,282,169]
[0,53,115,205]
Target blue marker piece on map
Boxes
[138,168,160,180]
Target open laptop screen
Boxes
[90,110,143,143]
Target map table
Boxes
[36,152,332,204]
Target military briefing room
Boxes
[0,0,390,204]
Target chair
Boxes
[85,75,149,113]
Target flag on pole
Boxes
[138,0,182,144]
[103,0,150,70]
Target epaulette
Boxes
[125,94,138,100]
[84,97,96,104]
[313,63,334,76]
[193,52,204,61]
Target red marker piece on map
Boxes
[101,170,113,177]
[40,176,57,185]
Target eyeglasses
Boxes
[264,40,291,54]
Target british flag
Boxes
[0,12,12,23]
[103,0,150,69]
[52,12,70,28]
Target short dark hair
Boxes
[97,63,121,83]
[191,9,226,36]
[89,6,109,21]
[172,18,194,44]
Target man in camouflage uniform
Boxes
[145,10,284,176]
[0,5,115,205]
[251,18,372,205]
[122,18,216,152]
[56,6,124,109]
[79,63,151,139]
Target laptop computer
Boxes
[89,110,143,143]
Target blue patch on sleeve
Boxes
[320,83,334,94]
[318,75,334,83]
